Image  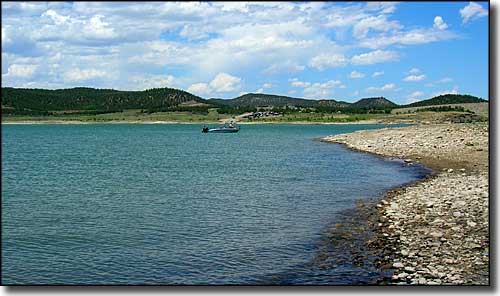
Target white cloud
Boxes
[85,15,116,39]
[358,28,457,49]
[303,87,332,99]
[209,72,241,92]
[372,70,384,77]
[0,2,478,92]
[128,74,175,90]
[431,86,459,97]
[366,83,396,92]
[433,16,448,30]
[255,88,264,93]
[3,64,37,78]
[408,68,421,74]
[351,50,399,65]
[350,71,365,78]
[63,68,107,82]
[187,83,212,97]
[301,79,345,99]
[290,78,311,88]
[262,82,272,89]
[403,74,427,82]
[352,15,402,39]
[309,53,348,70]
[437,77,453,83]
[320,80,344,88]
[263,61,305,75]
[187,72,242,97]
[43,9,70,25]
[460,2,488,24]
[406,91,424,103]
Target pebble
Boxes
[321,123,489,285]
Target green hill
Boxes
[1,87,206,113]
[351,97,398,108]
[208,93,376,108]
[208,93,320,107]
[404,94,486,108]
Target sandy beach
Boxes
[321,123,489,285]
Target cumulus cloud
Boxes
[309,53,348,71]
[3,64,37,78]
[352,15,402,39]
[290,78,344,99]
[431,86,459,97]
[351,50,399,65]
[460,2,488,24]
[350,71,365,78]
[406,91,424,103]
[433,16,448,30]
[408,68,421,74]
[0,2,475,93]
[372,70,384,77]
[128,74,176,90]
[187,83,212,97]
[366,83,396,92]
[290,78,344,90]
[63,68,107,82]
[188,72,242,97]
[209,72,241,92]
[358,27,458,49]
[263,61,306,75]
[403,74,426,82]
[289,78,311,88]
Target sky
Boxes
[1,1,489,104]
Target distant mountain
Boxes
[1,87,207,112]
[404,94,487,108]
[209,93,359,108]
[208,93,319,107]
[4,86,483,115]
[351,97,398,108]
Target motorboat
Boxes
[202,123,239,133]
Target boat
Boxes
[202,123,239,133]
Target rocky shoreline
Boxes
[321,123,489,285]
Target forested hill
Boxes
[208,93,383,108]
[350,97,397,108]
[404,94,487,108]
[208,93,323,107]
[1,87,206,112]
[1,87,486,115]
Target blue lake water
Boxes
[1,123,429,285]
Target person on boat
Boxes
[229,121,234,128]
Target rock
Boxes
[467,221,477,227]
[447,168,454,173]
[393,262,405,268]
[430,231,443,238]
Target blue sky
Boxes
[1,1,489,104]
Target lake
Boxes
[1,123,430,285]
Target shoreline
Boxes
[321,123,489,285]
[1,119,403,125]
